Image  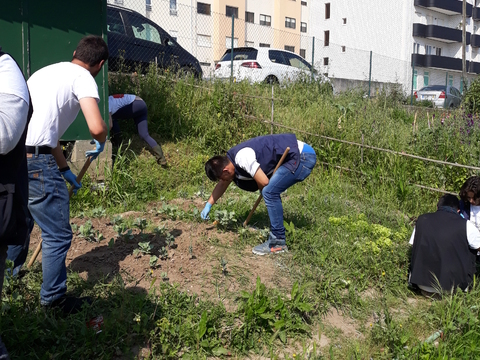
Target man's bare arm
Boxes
[207,179,232,205]
[79,97,108,142]
[253,168,269,190]
[52,141,68,169]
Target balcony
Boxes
[412,53,480,74]
[414,0,472,17]
[474,7,480,21]
[472,34,480,47]
[413,23,470,44]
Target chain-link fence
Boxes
[106,0,470,97]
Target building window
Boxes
[285,17,296,29]
[413,69,417,89]
[285,45,295,52]
[300,49,306,58]
[260,14,271,26]
[114,0,124,5]
[169,0,176,15]
[436,47,442,56]
[146,0,152,12]
[301,22,307,33]
[448,74,453,86]
[460,77,465,93]
[342,18,347,25]
[197,34,211,47]
[200,62,210,67]
[341,46,346,52]
[226,6,238,18]
[413,43,420,54]
[197,3,211,15]
[259,43,270,48]
[325,3,330,19]
[301,1,307,5]
[226,36,238,48]
[245,41,254,47]
[324,30,330,46]
[324,57,329,66]
[424,71,429,86]
[245,11,254,23]
[425,45,432,55]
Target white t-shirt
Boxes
[109,94,136,115]
[0,54,29,103]
[26,62,99,148]
[234,140,305,178]
[470,205,480,232]
[0,54,30,154]
[409,220,480,249]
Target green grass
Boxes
[3,71,480,359]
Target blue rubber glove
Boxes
[201,202,212,220]
[61,169,81,194]
[85,140,105,161]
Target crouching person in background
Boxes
[409,194,480,297]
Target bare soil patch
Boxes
[28,200,291,309]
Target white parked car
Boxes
[414,85,462,108]
[214,47,332,88]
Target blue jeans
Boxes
[261,151,317,240]
[7,154,72,305]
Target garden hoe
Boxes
[27,156,92,268]
[242,147,290,228]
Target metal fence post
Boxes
[410,62,415,105]
[311,36,315,81]
[271,86,274,135]
[368,51,372,98]
[230,14,234,82]
[444,71,448,109]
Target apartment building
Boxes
[108,0,480,93]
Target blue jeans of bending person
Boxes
[261,150,317,241]
[7,154,72,305]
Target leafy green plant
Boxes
[91,206,106,218]
[166,232,175,249]
[159,246,168,260]
[213,210,237,228]
[220,257,228,276]
[149,255,159,269]
[133,241,154,257]
[77,220,104,242]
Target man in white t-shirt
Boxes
[0,47,31,360]
[7,36,109,314]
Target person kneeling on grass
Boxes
[108,94,167,167]
[408,194,480,297]
[201,133,316,255]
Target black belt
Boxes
[25,146,52,155]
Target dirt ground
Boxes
[28,199,291,311]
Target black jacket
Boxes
[410,209,477,291]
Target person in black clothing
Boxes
[0,48,32,360]
[409,194,480,296]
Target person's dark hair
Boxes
[459,176,480,202]
[205,155,230,181]
[72,35,109,66]
[437,194,460,210]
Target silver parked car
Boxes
[414,85,462,108]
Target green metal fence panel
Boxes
[0,0,108,141]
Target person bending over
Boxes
[201,133,316,255]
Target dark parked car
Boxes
[107,4,202,78]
